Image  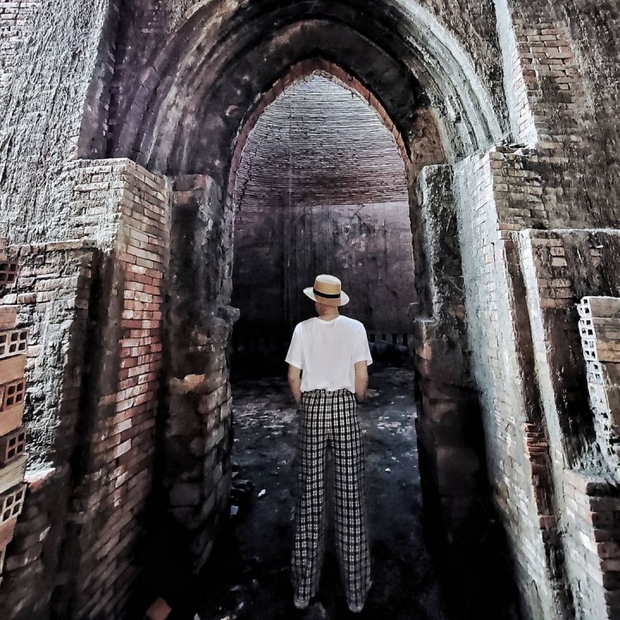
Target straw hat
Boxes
[303,274,350,307]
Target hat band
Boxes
[313,287,340,299]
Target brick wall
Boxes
[453,151,564,618]
[232,74,417,348]
[0,0,39,94]
[0,160,173,620]
[505,2,620,228]
[0,0,113,243]
[0,241,97,619]
[515,229,620,618]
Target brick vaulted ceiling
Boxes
[96,0,506,182]
[234,74,409,209]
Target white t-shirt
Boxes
[285,315,373,393]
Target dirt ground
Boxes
[192,364,456,620]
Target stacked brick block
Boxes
[0,239,27,587]
[578,296,620,471]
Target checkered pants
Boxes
[292,389,371,609]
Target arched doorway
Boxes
[105,2,507,613]
[59,1,512,617]
[230,71,418,375]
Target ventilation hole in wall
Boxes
[2,429,26,462]
[2,380,25,410]
[0,485,26,524]
[0,329,28,359]
[0,263,17,284]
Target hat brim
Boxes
[303,287,350,307]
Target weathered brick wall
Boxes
[458,146,620,620]
[503,2,620,227]
[0,0,113,244]
[563,470,620,620]
[452,151,564,618]
[2,242,95,468]
[515,229,620,618]
[0,242,98,619]
[0,160,173,620]
[0,0,39,94]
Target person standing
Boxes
[285,274,373,614]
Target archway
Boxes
[76,0,510,615]
[216,66,454,617]
[230,69,420,373]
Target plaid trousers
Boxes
[292,389,371,610]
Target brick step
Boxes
[0,355,26,385]
[0,402,24,436]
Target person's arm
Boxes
[354,360,368,403]
[288,364,302,405]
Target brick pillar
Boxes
[412,165,520,615]
[52,162,171,619]
[0,159,172,620]
[413,165,487,541]
[158,174,238,583]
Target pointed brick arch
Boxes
[227,58,410,204]
[97,1,504,177]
